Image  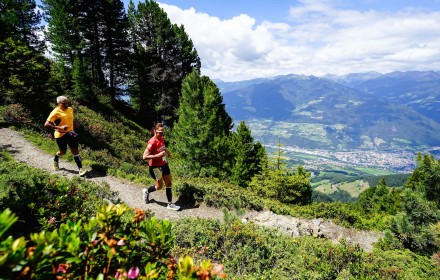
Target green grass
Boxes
[353,167,395,175]
[315,184,338,194]
[338,180,370,197]
[314,180,369,198]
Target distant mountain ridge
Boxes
[332,71,440,124]
[216,71,440,152]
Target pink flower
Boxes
[49,217,56,225]
[117,239,125,246]
[213,264,224,274]
[57,263,68,273]
[114,271,126,279]
[127,267,139,279]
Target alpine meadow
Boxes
[1,1,440,279]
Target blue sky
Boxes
[106,1,440,81]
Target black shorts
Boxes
[149,163,171,180]
[56,132,79,151]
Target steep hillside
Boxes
[220,74,440,151]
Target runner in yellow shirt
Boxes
[44,96,87,177]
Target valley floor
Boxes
[268,144,418,173]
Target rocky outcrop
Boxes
[243,211,383,252]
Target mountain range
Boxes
[215,71,440,153]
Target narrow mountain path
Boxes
[0,127,382,251]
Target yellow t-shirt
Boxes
[47,107,74,138]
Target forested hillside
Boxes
[1,1,440,279]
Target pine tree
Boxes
[0,0,50,108]
[382,153,440,255]
[128,0,200,125]
[0,0,42,49]
[42,0,129,101]
[172,70,232,178]
[249,138,312,205]
[41,0,86,97]
[82,0,129,98]
[230,121,267,187]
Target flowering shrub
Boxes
[0,206,226,279]
[1,103,32,125]
[0,158,115,237]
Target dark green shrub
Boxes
[0,156,116,236]
[0,207,226,279]
[172,217,440,279]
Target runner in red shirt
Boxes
[142,123,180,211]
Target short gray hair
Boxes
[57,96,68,104]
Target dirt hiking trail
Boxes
[0,127,382,251]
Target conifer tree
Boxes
[230,121,267,187]
[82,0,129,98]
[0,0,50,109]
[128,0,200,125]
[0,0,42,48]
[357,179,401,215]
[249,138,312,205]
[381,153,440,255]
[172,70,232,178]
[42,0,129,101]
[41,0,86,97]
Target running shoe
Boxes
[167,203,180,211]
[53,161,60,171]
[79,168,87,177]
[142,188,149,204]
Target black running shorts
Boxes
[56,132,79,151]
[149,163,171,180]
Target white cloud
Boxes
[159,1,440,81]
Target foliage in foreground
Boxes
[172,217,440,280]
[373,153,440,256]
[0,206,226,280]
[0,151,117,237]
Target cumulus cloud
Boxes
[159,1,440,81]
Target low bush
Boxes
[0,206,226,279]
[1,103,32,126]
[171,217,440,279]
[0,151,117,237]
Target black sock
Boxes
[53,154,59,162]
[166,187,172,203]
[74,155,82,169]
[147,185,156,193]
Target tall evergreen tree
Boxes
[0,0,50,109]
[172,70,232,178]
[0,0,42,48]
[82,0,129,98]
[128,0,200,126]
[42,0,129,102]
[41,0,87,99]
[230,121,267,187]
